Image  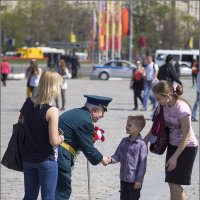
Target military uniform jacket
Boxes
[59,107,103,165]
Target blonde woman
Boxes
[19,70,65,200]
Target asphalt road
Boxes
[1,76,199,200]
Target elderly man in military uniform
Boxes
[55,95,113,200]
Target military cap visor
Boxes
[84,95,112,112]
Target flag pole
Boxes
[118,1,122,59]
[129,0,133,63]
[111,1,115,60]
[98,1,102,64]
[105,1,109,61]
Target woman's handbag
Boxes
[1,122,25,172]
[149,105,169,155]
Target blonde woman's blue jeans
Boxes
[23,160,58,200]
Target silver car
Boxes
[90,60,136,80]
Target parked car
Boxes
[5,51,22,57]
[7,72,25,80]
[90,60,136,80]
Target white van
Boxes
[155,49,199,76]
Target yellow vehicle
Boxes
[17,47,44,59]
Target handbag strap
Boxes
[152,105,163,121]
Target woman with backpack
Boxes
[130,60,146,110]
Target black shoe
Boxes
[132,107,138,111]
[60,107,65,111]
[192,117,198,122]
[140,108,147,111]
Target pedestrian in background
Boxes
[144,80,198,200]
[130,60,146,110]
[29,61,42,97]
[25,59,36,97]
[55,95,112,200]
[191,59,199,87]
[55,59,71,111]
[108,115,147,200]
[141,55,159,111]
[18,70,64,200]
[191,73,200,122]
[71,52,80,79]
[1,58,11,86]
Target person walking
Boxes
[157,54,182,85]
[25,59,36,97]
[29,61,42,97]
[144,80,198,200]
[71,52,80,79]
[55,95,112,200]
[191,59,199,87]
[130,60,146,110]
[108,115,147,200]
[141,55,159,111]
[55,59,71,111]
[18,70,65,200]
[191,73,200,121]
[1,58,11,86]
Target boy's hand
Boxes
[133,181,142,190]
[107,156,112,164]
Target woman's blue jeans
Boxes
[23,160,58,200]
[143,80,157,109]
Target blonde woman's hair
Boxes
[128,115,146,131]
[32,70,63,106]
[152,80,191,108]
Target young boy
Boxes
[109,115,147,200]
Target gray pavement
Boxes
[1,76,199,200]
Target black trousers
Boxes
[133,88,143,109]
[120,181,141,200]
[1,74,8,86]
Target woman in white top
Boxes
[55,59,71,110]
[29,62,42,96]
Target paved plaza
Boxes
[1,76,199,200]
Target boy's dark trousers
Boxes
[120,181,141,200]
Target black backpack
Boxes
[157,64,171,82]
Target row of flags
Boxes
[89,1,129,59]
[71,1,194,59]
